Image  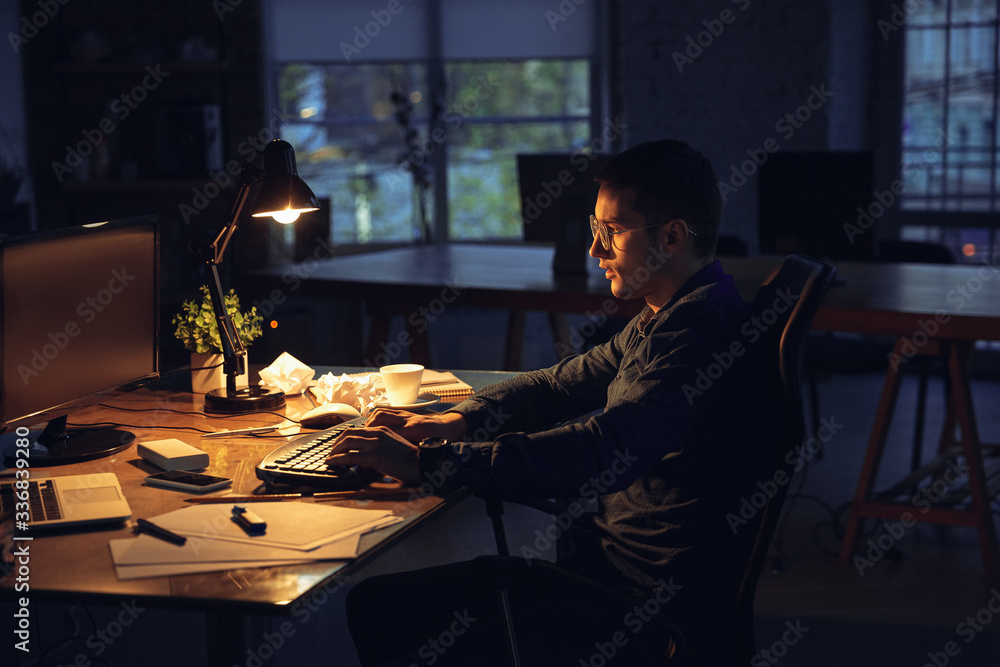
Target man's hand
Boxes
[364,408,467,443]
[326,426,421,487]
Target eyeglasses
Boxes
[589,215,697,251]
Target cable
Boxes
[94,403,291,422]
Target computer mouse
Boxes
[298,403,362,429]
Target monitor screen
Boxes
[1,216,159,466]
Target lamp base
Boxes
[204,386,286,414]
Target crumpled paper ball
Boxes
[311,372,385,415]
[258,352,315,395]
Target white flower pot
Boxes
[190,352,250,393]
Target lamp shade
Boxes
[251,140,320,223]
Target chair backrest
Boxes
[732,254,837,659]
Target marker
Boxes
[136,518,187,546]
[231,506,267,535]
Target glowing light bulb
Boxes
[271,209,300,224]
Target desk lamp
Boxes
[191,139,319,413]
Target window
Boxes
[265,1,603,246]
[899,0,1000,261]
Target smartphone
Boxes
[145,470,233,494]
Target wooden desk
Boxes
[0,368,513,661]
[251,245,1000,577]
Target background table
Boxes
[250,245,1000,366]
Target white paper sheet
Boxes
[148,501,400,551]
[107,539,328,580]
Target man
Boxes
[332,140,776,666]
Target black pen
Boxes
[135,518,187,546]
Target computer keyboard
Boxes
[255,420,383,490]
[0,479,62,521]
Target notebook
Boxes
[340,370,474,403]
[0,472,132,529]
[419,370,474,402]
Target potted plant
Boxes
[172,285,263,393]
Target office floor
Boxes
[752,367,1000,666]
[14,355,1000,666]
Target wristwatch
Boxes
[418,437,449,450]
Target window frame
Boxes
[876,0,1000,260]
[264,6,613,249]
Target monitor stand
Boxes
[1,416,134,467]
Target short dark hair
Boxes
[595,139,722,259]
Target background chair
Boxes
[480,254,837,666]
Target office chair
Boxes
[478,254,837,666]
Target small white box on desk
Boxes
[137,439,209,471]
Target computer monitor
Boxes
[1,216,160,466]
[517,153,610,274]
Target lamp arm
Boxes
[205,262,246,393]
[208,165,262,265]
[199,163,263,393]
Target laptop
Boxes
[0,472,132,529]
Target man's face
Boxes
[589,184,670,305]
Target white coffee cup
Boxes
[379,364,424,406]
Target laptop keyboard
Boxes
[0,479,62,521]
[256,421,382,490]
